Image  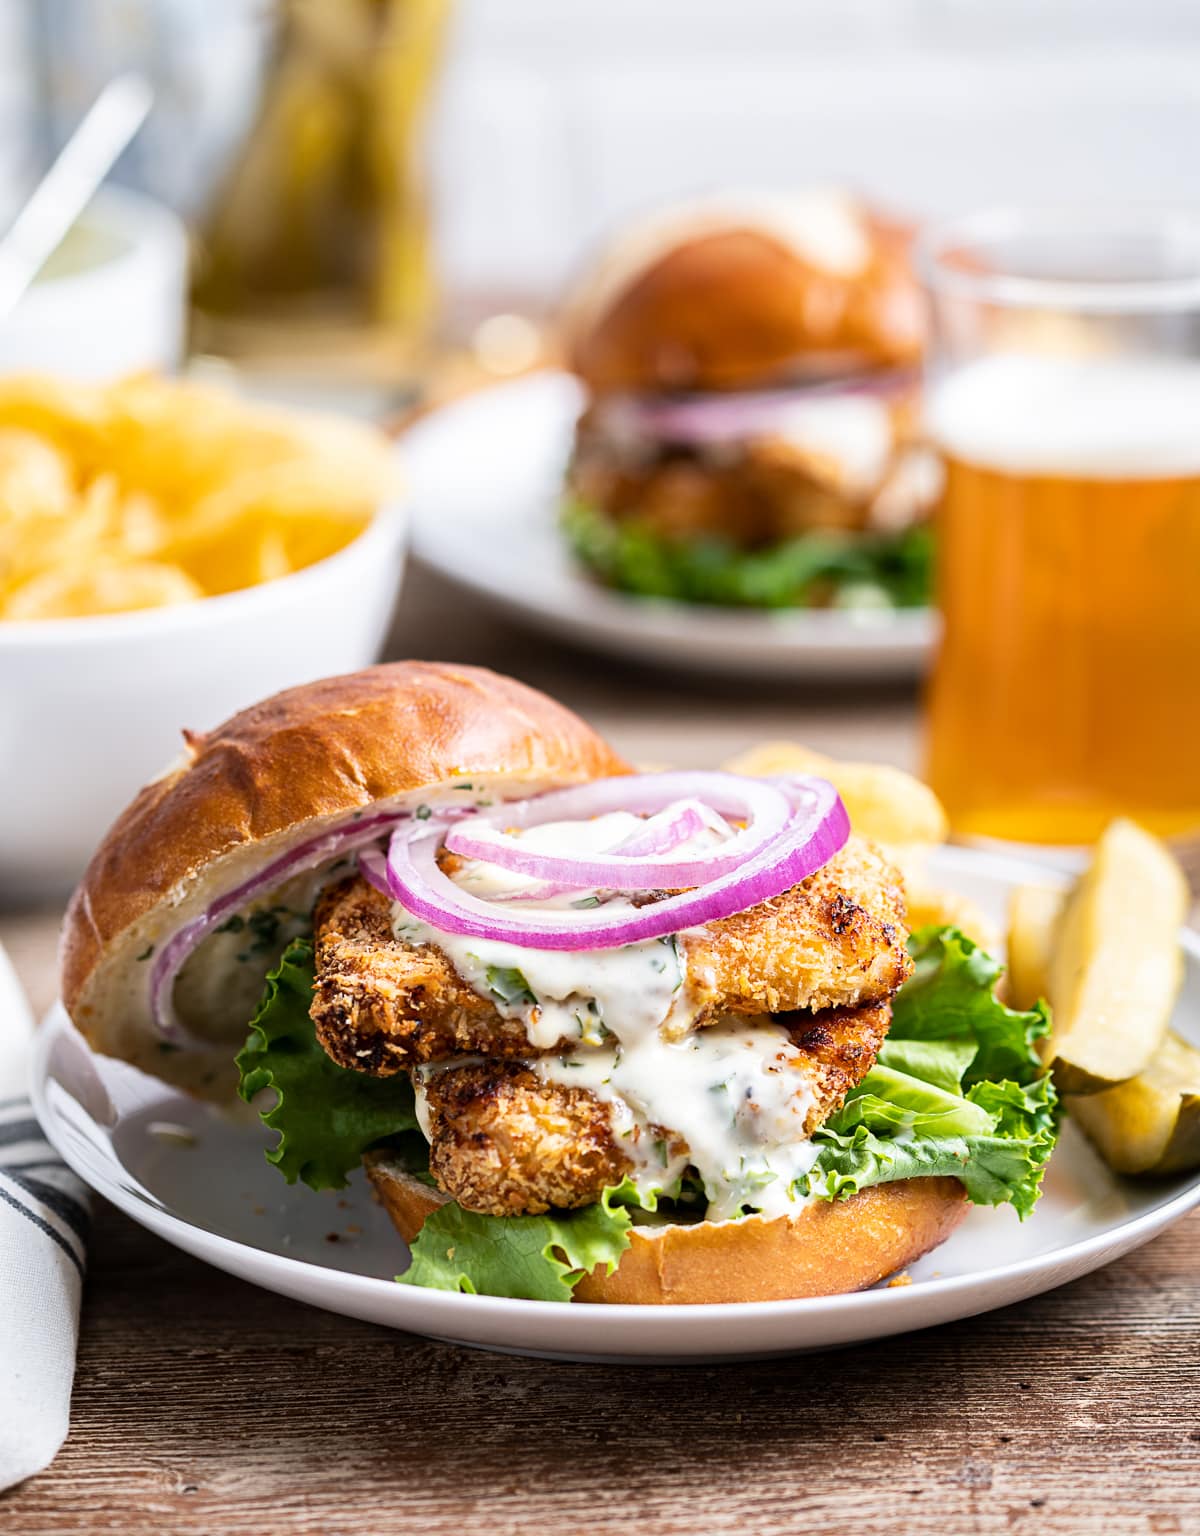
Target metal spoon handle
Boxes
[0,72,154,322]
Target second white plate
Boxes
[403,372,934,681]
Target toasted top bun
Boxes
[61,662,628,1094]
[367,1156,968,1305]
[564,189,922,395]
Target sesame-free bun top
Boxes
[61,662,628,1095]
[564,189,922,395]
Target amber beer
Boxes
[925,354,1200,844]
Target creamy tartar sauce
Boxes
[536,1025,821,1221]
[395,809,822,1219]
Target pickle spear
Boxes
[1046,819,1188,1096]
[1069,1031,1200,1176]
[1006,884,1064,1011]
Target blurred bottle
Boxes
[191,0,451,388]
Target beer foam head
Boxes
[928,353,1200,478]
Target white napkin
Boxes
[0,942,89,1491]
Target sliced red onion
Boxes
[602,370,916,448]
[442,772,790,891]
[384,776,849,951]
[359,844,392,901]
[150,808,464,1042]
[362,801,713,909]
[608,799,725,858]
[436,798,724,906]
[152,771,851,1044]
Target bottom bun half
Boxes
[365,1155,968,1306]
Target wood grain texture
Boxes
[0,1199,1197,1536]
[3,570,1197,1534]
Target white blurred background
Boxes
[431,0,1200,300]
[4,0,1200,312]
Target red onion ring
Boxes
[600,370,915,448]
[443,772,789,891]
[148,807,476,1042]
[359,845,394,902]
[607,799,719,858]
[362,803,711,907]
[382,776,849,952]
[468,801,719,905]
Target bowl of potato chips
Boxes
[0,372,405,896]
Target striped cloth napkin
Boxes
[0,941,89,1490]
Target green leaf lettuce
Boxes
[889,925,1051,1088]
[804,927,1059,1218]
[397,1178,652,1302]
[236,938,419,1191]
[807,1075,1058,1219]
[562,496,934,610]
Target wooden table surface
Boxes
[2,564,1198,1536]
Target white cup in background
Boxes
[0,183,187,379]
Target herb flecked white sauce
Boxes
[173,865,336,1042]
[397,810,825,1220]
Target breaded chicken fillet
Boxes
[418,1000,893,1216]
[310,836,911,1075]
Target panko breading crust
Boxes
[311,876,530,1075]
[419,1062,637,1217]
[310,837,911,1074]
[568,430,875,545]
[681,836,910,1029]
[419,1000,892,1217]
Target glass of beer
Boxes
[919,207,1200,845]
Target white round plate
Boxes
[32,845,1200,1364]
[402,371,934,680]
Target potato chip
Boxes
[0,428,76,518]
[906,883,1000,953]
[0,374,107,468]
[3,559,203,620]
[727,740,949,847]
[0,372,396,621]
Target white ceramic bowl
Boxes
[0,184,187,379]
[0,500,407,900]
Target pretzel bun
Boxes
[366,1156,968,1305]
[60,662,628,1095]
[565,190,922,395]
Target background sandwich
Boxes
[560,189,939,612]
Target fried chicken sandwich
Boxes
[62,663,1057,1303]
[561,189,939,612]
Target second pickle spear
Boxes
[1068,1032,1200,1176]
